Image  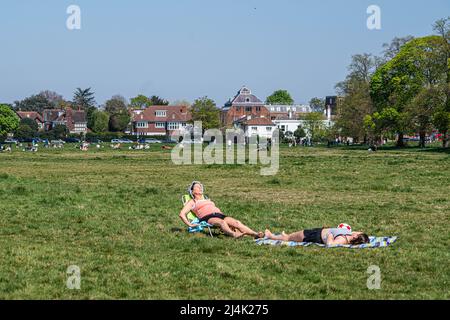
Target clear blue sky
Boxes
[0,0,448,107]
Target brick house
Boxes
[131,105,191,136]
[16,111,44,131]
[65,108,88,134]
[221,86,270,127]
[42,108,87,134]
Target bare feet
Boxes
[234,230,244,239]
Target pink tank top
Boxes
[192,199,222,219]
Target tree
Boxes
[105,95,128,114]
[14,94,51,113]
[91,111,110,133]
[39,90,64,108]
[309,97,325,113]
[104,95,130,132]
[190,96,220,132]
[149,95,169,106]
[433,17,450,147]
[334,53,378,142]
[50,124,69,140]
[382,36,414,61]
[294,126,306,139]
[73,88,96,110]
[109,113,130,132]
[302,112,327,142]
[20,117,39,133]
[370,36,448,147]
[15,124,35,140]
[172,99,192,107]
[407,86,446,148]
[130,95,151,109]
[266,90,294,105]
[0,104,20,138]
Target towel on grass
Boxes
[255,236,398,249]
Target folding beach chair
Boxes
[181,194,216,237]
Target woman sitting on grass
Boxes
[179,181,264,239]
[263,227,369,245]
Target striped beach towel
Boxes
[255,236,398,249]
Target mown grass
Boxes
[0,144,449,299]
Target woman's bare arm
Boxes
[179,200,196,227]
[326,234,348,245]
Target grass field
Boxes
[0,143,449,299]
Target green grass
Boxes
[0,144,449,299]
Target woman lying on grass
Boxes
[179,181,264,239]
[264,227,369,245]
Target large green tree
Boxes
[266,90,294,105]
[309,97,325,113]
[19,117,39,132]
[334,53,378,143]
[0,104,19,138]
[92,111,110,133]
[370,36,448,147]
[149,95,169,106]
[190,96,220,132]
[104,95,130,132]
[130,95,151,109]
[14,94,51,113]
[432,17,450,147]
[407,86,446,148]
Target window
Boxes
[155,110,167,117]
[256,106,261,112]
[292,107,297,112]
[266,127,272,131]
[251,127,258,131]
[246,98,250,102]
[236,107,241,112]
[155,122,165,129]
[246,107,252,112]
[271,107,275,112]
[276,107,281,112]
[137,121,148,128]
[168,122,180,130]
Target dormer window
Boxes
[155,110,167,117]
[246,98,250,103]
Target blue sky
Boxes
[0,0,448,107]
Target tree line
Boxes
[335,17,449,148]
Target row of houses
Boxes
[16,108,88,134]
[130,86,337,138]
[14,86,338,138]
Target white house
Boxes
[233,116,276,140]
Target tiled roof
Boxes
[238,117,275,126]
[224,86,264,107]
[16,111,43,122]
